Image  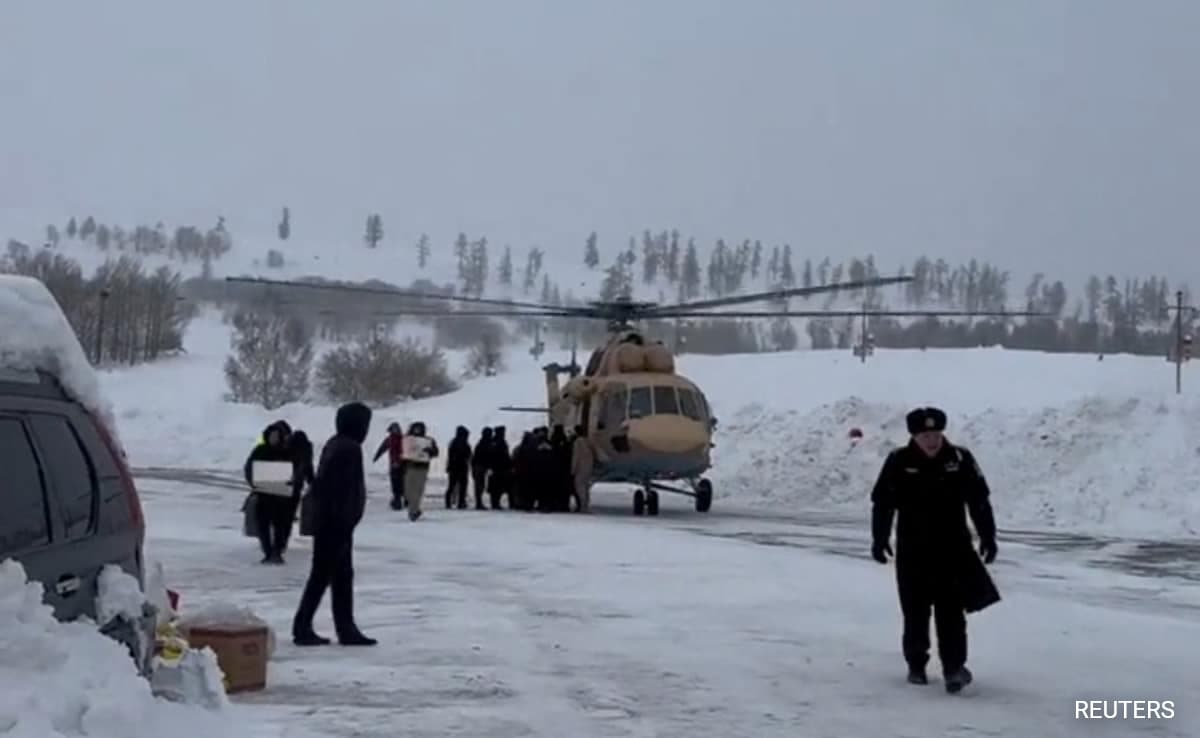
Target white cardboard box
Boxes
[252,461,294,496]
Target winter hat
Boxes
[906,407,947,434]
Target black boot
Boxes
[293,631,331,646]
[944,666,973,693]
[906,666,928,685]
[338,631,378,646]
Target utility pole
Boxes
[530,322,545,360]
[855,302,875,362]
[1166,290,1196,394]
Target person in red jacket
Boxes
[372,422,406,510]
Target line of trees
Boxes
[21,208,1199,359]
[2,241,192,365]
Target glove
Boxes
[979,538,997,564]
[871,541,892,564]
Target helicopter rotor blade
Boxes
[642,308,1050,319]
[225,276,594,315]
[637,276,914,317]
[308,308,584,318]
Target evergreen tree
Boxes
[599,260,632,301]
[416,233,431,269]
[681,239,702,299]
[767,246,780,283]
[584,231,600,269]
[96,224,111,250]
[80,216,97,241]
[498,245,513,286]
[364,214,383,248]
[454,233,470,287]
[65,217,77,239]
[523,247,544,294]
[45,224,60,247]
[666,230,681,283]
[278,207,290,241]
[466,237,490,296]
[642,230,660,284]
[750,240,762,280]
[802,259,813,289]
[780,245,795,287]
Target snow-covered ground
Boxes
[139,476,1199,737]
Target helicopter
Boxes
[225,274,1043,517]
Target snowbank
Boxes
[0,274,122,447]
[0,559,237,738]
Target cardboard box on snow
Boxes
[183,624,269,693]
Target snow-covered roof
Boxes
[0,274,121,445]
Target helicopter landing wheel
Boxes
[633,489,646,516]
[645,489,659,516]
[695,478,713,513]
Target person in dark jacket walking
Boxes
[870,406,999,693]
[292,402,377,647]
[486,426,511,509]
[244,420,295,564]
[445,426,472,509]
[471,427,493,510]
[373,422,406,510]
[279,429,316,556]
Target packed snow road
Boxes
[139,471,1200,737]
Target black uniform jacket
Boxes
[871,440,1000,612]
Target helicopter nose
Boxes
[623,415,708,455]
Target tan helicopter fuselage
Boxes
[544,337,714,484]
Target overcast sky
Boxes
[2,0,1197,286]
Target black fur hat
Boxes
[906,406,947,434]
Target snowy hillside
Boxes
[102,312,1200,539]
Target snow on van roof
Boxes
[0,274,122,445]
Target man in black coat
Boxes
[445,426,472,509]
[870,406,999,693]
[486,426,511,510]
[471,427,493,510]
[291,402,377,647]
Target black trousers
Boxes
[487,473,508,509]
[389,466,406,508]
[292,530,358,638]
[255,493,294,557]
[896,559,967,674]
[471,466,488,509]
[445,469,469,508]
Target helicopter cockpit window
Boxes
[653,386,679,415]
[598,384,627,430]
[628,386,653,419]
[678,388,702,420]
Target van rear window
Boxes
[0,368,41,384]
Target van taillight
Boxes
[88,412,144,532]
